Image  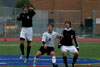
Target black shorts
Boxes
[39,46,54,55]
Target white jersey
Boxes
[42,31,59,47]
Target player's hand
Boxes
[60,35,64,38]
[44,44,47,49]
[58,43,62,48]
[29,7,33,10]
[58,45,61,48]
[77,48,79,51]
[16,14,20,18]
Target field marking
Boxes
[0,58,63,61]
[0,55,100,66]
[0,45,18,47]
[0,44,39,47]
[0,63,7,64]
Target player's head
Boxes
[47,23,54,33]
[23,5,29,12]
[65,21,71,28]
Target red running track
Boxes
[0,38,100,42]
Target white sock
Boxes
[52,56,56,64]
[33,57,38,65]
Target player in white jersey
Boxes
[33,24,59,67]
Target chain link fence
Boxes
[54,10,81,35]
[93,10,100,37]
[0,7,49,38]
[1,7,99,38]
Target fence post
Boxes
[92,10,96,37]
[53,10,56,31]
[15,8,17,36]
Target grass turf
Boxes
[0,41,100,67]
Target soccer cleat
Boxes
[24,58,29,64]
[33,64,36,67]
[71,64,74,67]
[55,65,58,67]
[19,55,23,60]
[53,63,58,67]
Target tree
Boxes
[15,0,34,8]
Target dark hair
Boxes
[23,5,29,10]
[47,23,54,27]
[65,21,71,27]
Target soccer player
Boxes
[33,24,59,67]
[58,21,79,67]
[17,5,36,63]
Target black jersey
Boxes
[17,9,36,27]
[60,28,79,47]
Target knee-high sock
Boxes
[52,56,57,67]
[51,53,57,67]
[26,46,31,58]
[72,55,78,64]
[20,44,24,55]
[52,56,56,64]
[63,56,68,67]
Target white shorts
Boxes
[20,27,33,41]
[61,45,78,55]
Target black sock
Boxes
[72,55,78,64]
[53,63,55,67]
[53,63,58,67]
[63,56,68,67]
[20,44,24,55]
[26,46,31,58]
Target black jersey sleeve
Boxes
[29,9,36,17]
[42,41,46,45]
[73,31,79,48]
[63,30,66,37]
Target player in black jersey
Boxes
[58,21,79,67]
[17,5,36,63]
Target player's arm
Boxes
[55,32,61,39]
[73,31,79,51]
[57,31,64,48]
[42,33,47,49]
[55,32,61,48]
[29,7,36,17]
[16,13,22,21]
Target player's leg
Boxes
[33,46,45,67]
[19,38,25,60]
[24,27,33,63]
[72,52,79,67]
[27,41,31,58]
[71,52,79,67]
[62,51,68,67]
[61,46,68,67]
[33,51,42,67]
[19,27,26,60]
[50,51,58,67]
[69,46,79,67]
[24,41,31,63]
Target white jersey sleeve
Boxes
[55,32,60,38]
[42,32,47,42]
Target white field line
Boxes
[0,44,36,47]
[0,58,63,61]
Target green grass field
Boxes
[0,41,100,67]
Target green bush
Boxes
[15,0,34,8]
